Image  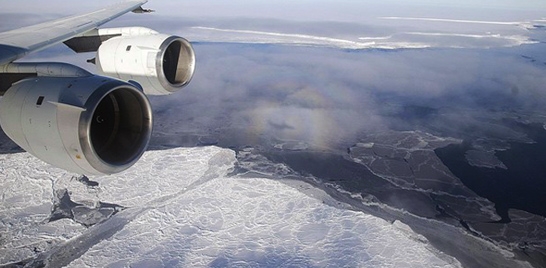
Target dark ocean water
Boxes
[263,152,389,190]
[262,151,444,219]
[435,122,546,222]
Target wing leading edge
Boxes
[0,0,148,66]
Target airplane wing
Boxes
[0,1,147,66]
[0,1,195,176]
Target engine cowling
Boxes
[96,33,195,95]
[0,76,152,175]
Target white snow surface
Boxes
[184,23,538,50]
[1,147,462,267]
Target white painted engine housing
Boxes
[96,32,195,95]
[0,76,152,175]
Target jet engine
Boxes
[95,29,195,95]
[0,75,152,175]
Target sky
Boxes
[1,0,545,21]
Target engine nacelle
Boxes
[96,33,195,95]
[0,76,152,175]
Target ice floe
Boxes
[1,147,462,267]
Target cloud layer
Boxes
[148,39,546,151]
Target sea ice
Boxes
[1,147,461,267]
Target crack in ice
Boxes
[27,150,235,268]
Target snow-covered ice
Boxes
[1,147,462,267]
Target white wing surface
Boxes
[0,1,147,65]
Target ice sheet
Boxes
[1,147,460,267]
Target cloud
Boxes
[149,38,546,151]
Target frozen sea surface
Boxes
[0,147,462,267]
